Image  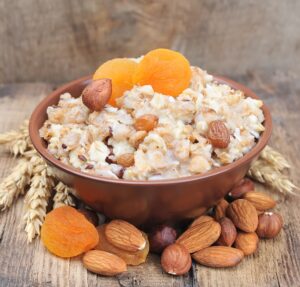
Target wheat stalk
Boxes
[0,159,33,211]
[23,161,55,242]
[53,182,75,209]
[260,145,291,171]
[248,159,298,195]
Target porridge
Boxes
[40,49,265,180]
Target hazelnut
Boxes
[161,243,192,275]
[256,212,283,239]
[82,79,112,111]
[234,232,259,255]
[78,208,99,226]
[228,178,254,199]
[149,225,177,254]
[216,217,237,247]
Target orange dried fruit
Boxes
[93,58,138,106]
[133,48,191,96]
[41,206,99,258]
[96,225,149,266]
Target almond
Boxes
[256,212,283,239]
[176,220,221,253]
[83,250,127,276]
[116,153,135,167]
[134,114,158,132]
[228,178,254,199]
[105,220,146,252]
[189,215,214,228]
[161,243,192,275]
[234,232,259,255]
[82,79,112,111]
[214,198,229,221]
[193,246,244,268]
[242,192,276,211]
[216,217,237,247]
[226,199,258,232]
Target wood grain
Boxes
[0,72,300,286]
[0,0,300,83]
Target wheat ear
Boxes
[248,159,298,195]
[23,160,54,242]
[53,182,75,209]
[0,159,33,211]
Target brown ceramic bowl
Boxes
[29,76,272,227]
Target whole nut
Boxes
[105,220,146,252]
[256,212,283,239]
[216,217,237,247]
[83,250,127,276]
[234,232,259,255]
[214,199,229,221]
[226,199,258,232]
[149,225,177,254]
[242,192,276,211]
[134,114,158,132]
[190,215,214,228]
[78,208,99,226]
[192,246,244,268]
[82,79,112,111]
[228,178,254,199]
[116,153,135,167]
[177,219,221,253]
[207,120,230,148]
[161,243,192,275]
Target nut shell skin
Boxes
[234,232,259,255]
[228,178,254,199]
[216,217,237,247]
[161,243,192,275]
[83,250,127,276]
[226,199,258,232]
[242,192,276,211]
[193,246,244,268]
[256,212,283,239]
[149,225,177,254]
[82,79,112,111]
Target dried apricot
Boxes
[133,48,192,96]
[93,58,138,106]
[96,225,149,266]
[41,206,99,258]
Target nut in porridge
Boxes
[40,49,265,181]
[134,114,159,132]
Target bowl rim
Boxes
[29,75,272,186]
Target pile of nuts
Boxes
[79,177,283,276]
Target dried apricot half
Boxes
[133,48,192,96]
[41,206,99,258]
[93,58,138,106]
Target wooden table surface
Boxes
[0,72,299,287]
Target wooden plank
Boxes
[0,0,300,83]
[0,73,300,286]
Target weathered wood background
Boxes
[0,71,299,286]
[1,0,300,83]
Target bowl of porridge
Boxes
[29,49,272,226]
